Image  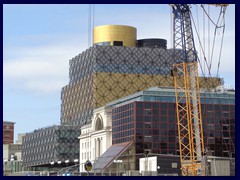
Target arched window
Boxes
[95,117,103,131]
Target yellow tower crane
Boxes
[170,4,228,176]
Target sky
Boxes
[3,4,235,142]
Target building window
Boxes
[144,109,151,115]
[113,41,123,46]
[4,135,9,138]
[207,138,215,144]
[222,112,229,118]
[222,138,230,144]
[222,125,229,131]
[95,118,103,131]
[144,136,152,142]
[208,130,214,137]
[144,123,151,128]
[94,41,111,46]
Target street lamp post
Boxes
[65,160,69,167]
[78,136,81,175]
[20,160,23,172]
[10,158,14,174]
[3,159,8,175]
[50,161,54,175]
[57,161,61,175]
[93,157,98,176]
[74,159,78,164]
[64,160,70,176]
[73,159,78,176]
[157,166,160,176]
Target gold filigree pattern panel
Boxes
[93,72,222,108]
[93,73,171,107]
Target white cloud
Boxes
[24,80,67,93]
[4,57,67,94]
[3,35,88,94]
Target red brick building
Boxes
[3,121,15,144]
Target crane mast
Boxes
[171,4,205,176]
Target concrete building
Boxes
[3,121,15,144]
[3,144,22,175]
[15,133,26,144]
[3,133,25,175]
[3,144,22,162]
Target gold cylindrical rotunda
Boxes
[93,25,137,47]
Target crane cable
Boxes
[170,6,173,48]
[200,4,225,28]
[203,4,206,75]
[88,4,95,48]
[93,4,95,38]
[201,5,227,77]
[191,5,235,163]
[216,7,227,77]
[88,4,91,48]
[190,11,211,77]
[195,5,202,74]
[208,5,210,76]
[190,5,226,79]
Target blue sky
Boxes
[3,4,235,142]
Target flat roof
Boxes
[106,86,235,108]
[3,121,15,124]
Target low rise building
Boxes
[3,133,24,175]
[3,121,15,144]
[79,106,112,173]
[21,125,80,171]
